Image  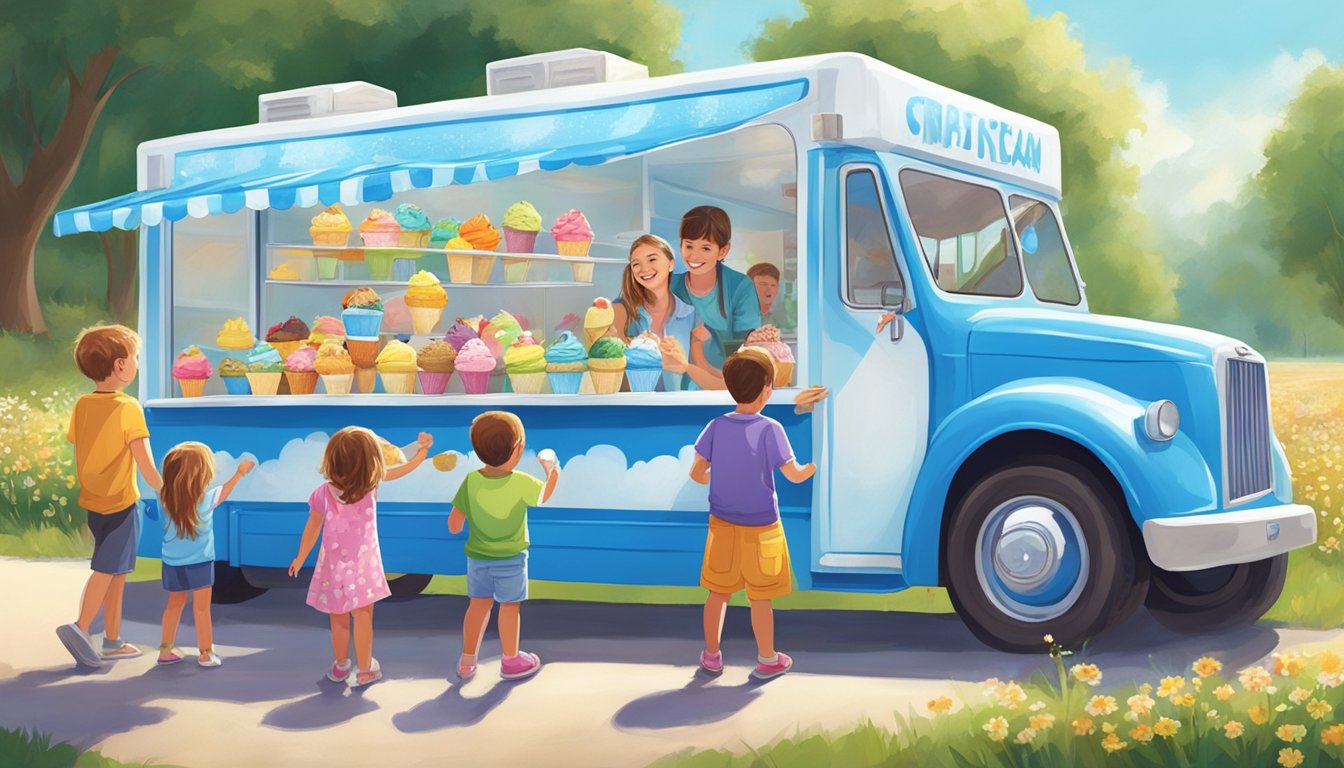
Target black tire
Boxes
[1145,554,1288,634]
[944,456,1141,653]
[212,561,269,604]
[387,573,433,597]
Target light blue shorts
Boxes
[466,551,528,603]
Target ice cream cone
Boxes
[270,341,303,361]
[379,371,415,395]
[311,230,349,248]
[556,239,592,257]
[503,227,538,254]
[346,338,380,369]
[773,361,795,388]
[446,252,473,284]
[418,371,452,395]
[508,372,546,395]
[285,370,317,395]
[584,327,609,348]
[409,307,443,335]
[471,254,496,284]
[459,370,491,395]
[626,368,662,393]
[315,256,340,279]
[177,378,206,398]
[353,367,377,393]
[589,369,625,395]
[502,256,531,283]
[570,261,594,283]
[321,373,353,395]
[246,372,281,396]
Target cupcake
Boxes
[404,270,447,334]
[341,287,384,339]
[458,214,501,284]
[443,236,477,285]
[314,341,355,395]
[551,209,595,282]
[444,318,480,352]
[392,203,433,280]
[584,297,615,348]
[504,331,546,394]
[268,262,300,281]
[744,325,794,387]
[283,346,318,395]
[544,331,588,395]
[265,316,310,362]
[172,346,212,398]
[215,317,255,351]
[359,208,401,279]
[481,310,523,358]
[376,339,417,395]
[417,339,457,395]
[625,332,664,392]
[455,338,496,395]
[428,217,462,248]
[310,204,352,246]
[587,336,627,395]
[502,201,542,282]
[244,342,284,396]
[307,315,346,349]
[219,357,251,395]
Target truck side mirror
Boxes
[879,282,905,312]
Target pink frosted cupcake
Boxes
[455,338,496,395]
[551,209,595,281]
[744,325,795,387]
[172,346,213,397]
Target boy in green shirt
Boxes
[449,411,559,682]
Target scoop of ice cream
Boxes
[459,214,501,251]
[375,339,417,373]
[266,316,310,342]
[342,287,384,311]
[429,217,461,245]
[585,297,614,331]
[504,332,546,374]
[405,270,447,308]
[359,208,399,233]
[551,210,594,242]
[444,321,479,352]
[481,310,523,357]
[626,333,662,370]
[309,315,346,345]
[746,340,794,363]
[444,236,475,251]
[313,341,354,375]
[588,336,627,360]
[216,317,255,349]
[379,438,407,466]
[245,342,284,372]
[503,201,542,233]
[393,203,432,231]
[454,338,496,373]
[310,204,351,232]
[172,346,212,380]
[219,357,248,377]
[284,346,317,372]
[544,331,588,365]
[745,325,782,344]
[417,339,457,373]
[268,263,300,280]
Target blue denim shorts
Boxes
[162,561,215,592]
[88,502,140,575]
[466,551,528,603]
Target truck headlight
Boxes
[1144,400,1179,441]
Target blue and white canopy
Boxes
[54,78,808,237]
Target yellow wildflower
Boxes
[1172,693,1196,707]
[1250,705,1271,725]
[1322,724,1344,745]
[1213,684,1236,701]
[1193,656,1223,678]
[1101,722,1116,734]
[1321,651,1342,675]
[1071,663,1102,687]
[983,716,1009,742]
[1153,717,1181,738]
[1086,695,1118,717]
[1319,672,1343,689]
[1278,747,1304,768]
[1072,716,1095,736]
[1100,733,1126,753]
[1043,633,1054,644]
[927,696,954,714]
[1029,713,1056,731]
[1275,655,1307,678]
[1192,677,1203,690]
[1241,666,1273,692]
[1157,676,1186,698]
[1225,720,1245,738]
[999,681,1027,710]
[1288,687,1312,705]
[1324,536,1341,552]
[1129,723,1154,743]
[1014,728,1038,745]
[1128,693,1155,717]
[1307,699,1332,720]
[1029,701,1048,712]
[1277,724,1307,743]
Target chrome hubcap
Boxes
[975,495,1089,623]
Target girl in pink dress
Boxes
[288,426,431,687]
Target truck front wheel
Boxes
[1145,555,1287,633]
[212,562,269,604]
[945,457,1141,653]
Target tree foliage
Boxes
[749,0,1177,319]
[1258,64,1344,326]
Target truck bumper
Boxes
[1142,504,1316,572]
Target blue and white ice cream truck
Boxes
[54,49,1316,651]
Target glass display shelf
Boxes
[267,243,621,286]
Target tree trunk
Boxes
[98,229,138,324]
[0,224,47,334]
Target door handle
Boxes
[877,311,903,342]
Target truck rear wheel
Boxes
[1145,555,1287,633]
[387,573,433,597]
[212,562,269,604]
[944,457,1140,653]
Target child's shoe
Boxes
[101,637,143,660]
[457,653,477,681]
[157,643,184,665]
[699,649,724,675]
[751,652,793,680]
[327,658,353,682]
[500,651,541,681]
[349,658,383,688]
[198,649,223,667]
[56,623,104,668]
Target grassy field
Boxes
[0,726,182,768]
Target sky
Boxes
[664,0,1343,239]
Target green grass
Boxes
[1266,548,1344,628]
[0,726,183,768]
[0,527,91,559]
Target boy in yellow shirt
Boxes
[57,325,164,667]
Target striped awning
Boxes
[53,78,809,237]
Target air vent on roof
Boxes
[258,82,397,123]
[486,49,648,96]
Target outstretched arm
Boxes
[216,460,255,506]
[385,432,432,482]
[779,459,816,483]
[690,454,711,485]
[288,508,323,576]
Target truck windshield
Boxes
[1008,194,1081,306]
[899,169,1023,298]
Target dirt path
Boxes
[0,557,1338,768]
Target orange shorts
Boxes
[699,516,792,600]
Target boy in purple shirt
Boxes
[690,347,819,679]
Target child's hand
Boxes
[416,432,433,454]
[538,448,558,476]
[659,336,688,373]
[793,385,829,414]
[237,460,256,476]
[287,557,303,577]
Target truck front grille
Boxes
[1225,358,1272,502]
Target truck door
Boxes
[815,160,930,567]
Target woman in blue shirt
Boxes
[670,206,763,370]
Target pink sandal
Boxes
[458,654,477,681]
[500,651,541,681]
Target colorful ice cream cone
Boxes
[246,372,281,396]
[320,373,353,395]
[346,338,380,369]
[508,372,546,394]
[409,307,443,335]
[285,371,317,395]
[503,227,538,254]
[176,378,206,398]
[379,371,415,395]
[589,369,625,395]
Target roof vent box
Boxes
[487,48,648,96]
[258,81,397,123]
